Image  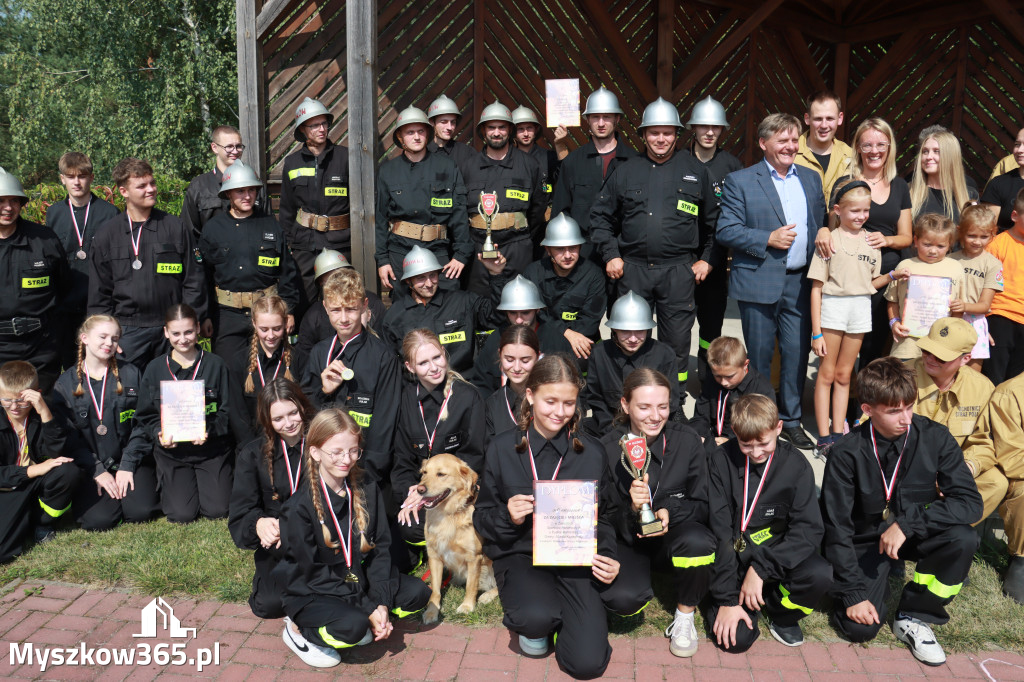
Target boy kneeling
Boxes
[822,357,982,666]
[707,395,832,651]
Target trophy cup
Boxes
[479,192,499,259]
[619,433,663,536]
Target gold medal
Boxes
[734,537,746,553]
[345,571,359,583]
[882,506,890,521]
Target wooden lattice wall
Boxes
[254,0,1024,189]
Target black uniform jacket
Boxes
[524,145,560,205]
[689,144,743,269]
[469,321,575,395]
[181,168,268,239]
[523,257,606,340]
[590,150,721,265]
[462,147,546,242]
[485,384,521,443]
[136,351,233,458]
[551,134,637,237]
[374,151,472,267]
[391,379,486,506]
[382,280,504,374]
[293,291,385,376]
[0,411,67,489]
[300,331,399,484]
[474,425,618,562]
[45,196,119,312]
[821,415,984,608]
[88,210,207,326]
[198,212,302,310]
[52,363,149,476]
[277,480,397,616]
[279,141,350,251]
[582,336,679,435]
[427,139,478,180]
[690,367,774,443]
[709,439,824,606]
[0,218,70,323]
[601,421,709,546]
[229,436,303,557]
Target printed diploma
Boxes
[533,479,597,566]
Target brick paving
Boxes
[0,580,1021,680]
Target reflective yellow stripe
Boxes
[288,167,315,180]
[678,372,688,382]
[258,256,280,267]
[325,187,348,196]
[778,584,813,614]
[431,197,452,208]
[405,539,426,546]
[22,277,50,289]
[205,402,217,415]
[156,263,182,274]
[439,331,466,344]
[699,337,711,350]
[750,528,772,545]
[671,553,715,568]
[677,200,698,215]
[542,183,552,193]
[119,409,135,423]
[561,311,578,321]
[349,411,372,427]
[612,600,650,617]
[506,189,529,201]
[318,625,359,649]
[391,606,423,618]
[912,572,962,599]
[39,497,71,518]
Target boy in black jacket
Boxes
[690,336,774,447]
[821,357,983,666]
[707,394,832,651]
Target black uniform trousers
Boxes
[118,326,167,374]
[983,314,1024,386]
[619,259,696,385]
[0,330,59,396]
[153,448,233,524]
[694,263,729,381]
[250,550,288,619]
[467,228,531,297]
[830,524,978,642]
[0,464,79,563]
[294,574,430,648]
[73,459,160,531]
[600,521,716,615]
[705,552,832,653]
[494,554,611,680]
[213,308,255,389]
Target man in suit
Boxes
[716,113,827,449]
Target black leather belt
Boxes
[0,317,42,336]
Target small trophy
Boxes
[619,433,663,536]
[478,192,499,259]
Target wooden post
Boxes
[347,0,380,292]
[833,42,849,139]
[656,0,675,98]
[236,0,265,178]
[951,26,969,136]
[744,30,758,167]
[473,0,486,125]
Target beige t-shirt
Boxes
[951,250,1003,303]
[884,257,965,359]
[807,230,882,296]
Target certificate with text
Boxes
[533,479,597,566]
[902,274,953,338]
[160,380,206,442]
[545,79,580,128]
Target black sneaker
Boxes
[33,526,55,544]
[813,441,832,461]
[769,620,804,647]
[780,426,815,450]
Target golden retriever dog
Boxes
[418,453,498,624]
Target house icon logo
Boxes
[133,597,197,640]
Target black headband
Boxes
[833,180,870,205]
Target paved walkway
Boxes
[1,580,1022,680]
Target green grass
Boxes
[2,521,1023,652]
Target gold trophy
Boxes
[620,433,663,536]
[479,192,499,259]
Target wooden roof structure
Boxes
[237,0,1024,278]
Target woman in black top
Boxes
[136,304,234,523]
[236,296,297,435]
[980,126,1024,232]
[53,315,159,530]
[908,125,978,225]
[229,378,313,619]
[392,329,485,563]
[474,354,620,680]
[484,324,540,442]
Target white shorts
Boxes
[820,294,872,334]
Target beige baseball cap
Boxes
[916,317,977,362]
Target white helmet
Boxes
[582,87,624,116]
[497,276,545,311]
[294,97,333,142]
[427,94,461,121]
[686,96,729,129]
[512,106,540,127]
[540,213,585,247]
[606,292,655,331]
[401,245,443,280]
[218,161,262,198]
[638,98,682,131]
[0,167,28,204]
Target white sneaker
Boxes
[282,617,342,668]
[518,634,549,656]
[665,614,698,658]
[892,615,946,666]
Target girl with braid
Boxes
[229,378,313,619]
[275,409,430,669]
[53,315,160,530]
[234,296,297,437]
[473,354,621,679]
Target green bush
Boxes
[20,173,190,223]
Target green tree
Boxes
[0,0,237,184]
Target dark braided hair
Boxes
[255,378,315,501]
[515,353,586,454]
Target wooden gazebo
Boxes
[237,0,1024,278]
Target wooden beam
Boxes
[347,0,379,292]
[981,0,1024,44]
[951,26,969,135]
[473,0,485,124]
[833,42,849,139]
[656,0,674,97]
[256,0,292,39]
[237,0,265,178]
[846,29,921,114]
[579,0,658,103]
[744,28,758,166]
[783,28,827,94]
[844,4,997,42]
[672,0,785,102]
